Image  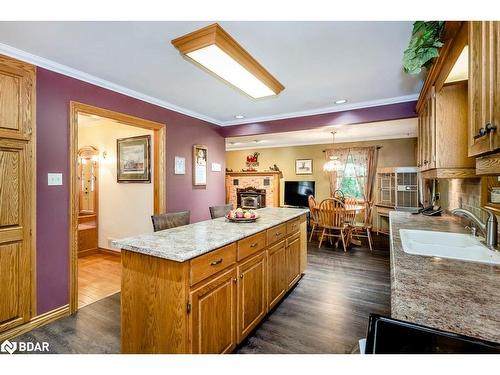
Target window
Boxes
[337,154,366,200]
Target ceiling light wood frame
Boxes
[172,23,284,97]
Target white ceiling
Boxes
[0,21,423,126]
[226,118,417,150]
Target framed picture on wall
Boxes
[295,159,313,175]
[193,144,208,186]
[174,156,186,175]
[117,135,151,183]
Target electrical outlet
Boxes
[47,173,63,186]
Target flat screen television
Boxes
[284,181,315,207]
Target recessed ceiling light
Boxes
[235,115,245,119]
[334,99,348,104]
[172,23,284,99]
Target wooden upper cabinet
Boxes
[0,56,35,140]
[236,251,267,343]
[189,267,237,354]
[0,55,35,334]
[417,82,475,177]
[468,21,500,157]
[417,87,436,171]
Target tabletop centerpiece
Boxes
[225,207,259,223]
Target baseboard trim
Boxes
[0,304,70,342]
[98,247,121,256]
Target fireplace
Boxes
[237,187,266,209]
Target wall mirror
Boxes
[78,146,99,215]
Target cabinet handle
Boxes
[240,274,244,279]
[486,122,497,133]
[423,160,428,164]
[474,127,488,140]
[275,232,282,236]
[233,278,237,283]
[250,242,258,248]
[210,258,223,266]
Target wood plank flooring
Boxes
[16,236,390,354]
[78,251,121,308]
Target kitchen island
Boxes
[389,211,500,343]
[114,207,309,353]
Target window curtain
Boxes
[324,148,350,196]
[325,146,378,202]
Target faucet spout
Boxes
[451,207,498,250]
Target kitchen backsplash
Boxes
[438,178,497,228]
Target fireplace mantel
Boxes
[225,171,283,208]
[226,170,283,178]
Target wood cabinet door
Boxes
[237,251,267,342]
[267,241,286,310]
[189,267,237,354]
[286,237,301,290]
[418,90,435,171]
[469,21,499,156]
[0,55,35,333]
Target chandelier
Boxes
[323,131,342,172]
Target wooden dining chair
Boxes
[209,204,233,219]
[350,201,374,251]
[151,211,190,232]
[343,197,358,226]
[317,198,350,251]
[308,195,322,242]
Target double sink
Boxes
[400,229,500,266]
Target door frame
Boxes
[69,101,167,313]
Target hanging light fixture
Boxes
[323,131,342,172]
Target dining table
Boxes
[312,201,366,247]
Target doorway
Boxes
[69,102,166,313]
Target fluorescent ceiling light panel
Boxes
[187,45,275,98]
[172,23,284,99]
[445,46,469,83]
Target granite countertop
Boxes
[113,207,309,262]
[389,211,500,343]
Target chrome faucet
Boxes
[451,207,498,250]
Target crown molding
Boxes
[0,42,222,125]
[219,94,419,126]
[0,42,418,129]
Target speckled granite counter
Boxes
[389,211,500,343]
[113,207,308,262]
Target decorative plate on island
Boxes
[225,208,259,223]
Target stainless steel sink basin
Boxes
[399,229,500,265]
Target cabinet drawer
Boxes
[286,232,300,247]
[267,223,287,245]
[286,217,301,235]
[190,243,237,286]
[237,231,266,261]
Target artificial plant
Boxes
[403,21,445,75]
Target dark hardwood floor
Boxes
[16,235,390,354]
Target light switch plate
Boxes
[47,173,63,186]
[211,162,222,172]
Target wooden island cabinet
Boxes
[118,209,308,354]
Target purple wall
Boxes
[36,68,225,314]
[221,101,417,137]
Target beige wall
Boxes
[225,138,417,205]
[78,118,154,251]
